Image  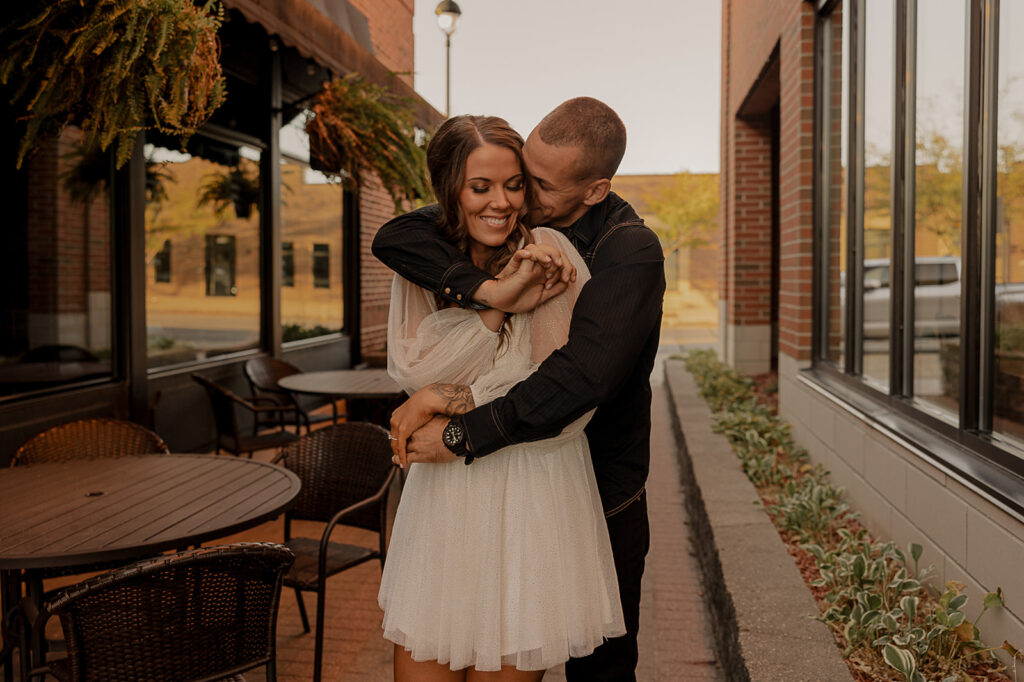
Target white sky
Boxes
[411,0,722,175]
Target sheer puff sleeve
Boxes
[386,275,500,395]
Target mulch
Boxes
[741,371,1013,681]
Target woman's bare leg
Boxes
[394,644,466,682]
[466,667,545,682]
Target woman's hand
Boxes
[477,243,577,313]
[389,383,475,467]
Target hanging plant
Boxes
[0,0,226,169]
[306,73,431,213]
[197,163,260,219]
[60,145,176,207]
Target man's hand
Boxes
[475,243,576,313]
[390,416,457,467]
[389,384,474,464]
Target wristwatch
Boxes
[442,418,474,465]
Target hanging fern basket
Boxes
[306,73,431,213]
[0,0,226,169]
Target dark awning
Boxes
[221,0,444,129]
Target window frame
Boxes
[811,0,1024,519]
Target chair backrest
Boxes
[44,542,295,682]
[191,373,241,445]
[13,418,169,466]
[275,422,395,531]
[244,356,300,396]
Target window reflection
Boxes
[280,114,344,343]
[0,129,114,396]
[145,140,262,369]
[914,1,964,417]
[861,0,895,387]
[994,2,1024,443]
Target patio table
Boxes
[278,368,405,425]
[0,454,301,681]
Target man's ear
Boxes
[582,178,611,207]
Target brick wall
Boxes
[720,0,815,367]
[344,0,421,361]
[26,129,112,350]
[358,178,397,364]
[349,0,415,88]
[728,117,773,327]
[776,4,816,360]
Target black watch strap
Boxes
[442,417,474,465]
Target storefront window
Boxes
[861,0,895,388]
[0,130,114,397]
[994,1,1024,444]
[144,139,262,369]
[280,114,344,343]
[912,1,965,417]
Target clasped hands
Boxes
[475,241,577,313]
[388,242,575,469]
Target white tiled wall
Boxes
[777,353,1024,656]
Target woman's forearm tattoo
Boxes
[428,383,475,415]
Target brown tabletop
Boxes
[277,368,404,399]
[0,454,300,570]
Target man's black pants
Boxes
[565,492,650,682]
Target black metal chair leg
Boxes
[313,585,326,682]
[294,588,310,633]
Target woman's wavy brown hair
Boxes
[426,115,533,276]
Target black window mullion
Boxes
[813,13,829,361]
[960,0,986,431]
[902,0,918,397]
[977,0,1000,431]
[848,0,866,375]
[890,0,912,397]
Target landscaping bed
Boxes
[682,350,1021,682]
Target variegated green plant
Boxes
[683,349,1021,680]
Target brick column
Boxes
[776,6,816,364]
[719,0,816,374]
[722,117,774,373]
[357,179,395,365]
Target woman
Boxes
[379,115,624,682]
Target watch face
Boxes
[443,422,464,448]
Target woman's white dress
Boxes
[378,228,624,672]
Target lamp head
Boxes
[435,0,461,36]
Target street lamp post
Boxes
[435,0,461,117]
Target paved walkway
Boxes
[35,338,722,681]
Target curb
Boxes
[663,359,852,682]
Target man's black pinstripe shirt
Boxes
[371,192,665,516]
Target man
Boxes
[372,97,665,681]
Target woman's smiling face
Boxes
[458,143,525,255]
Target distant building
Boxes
[613,173,719,297]
[0,0,442,457]
[720,0,1024,647]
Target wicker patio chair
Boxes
[20,542,295,682]
[243,357,337,432]
[273,422,397,682]
[12,417,169,467]
[191,373,300,457]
